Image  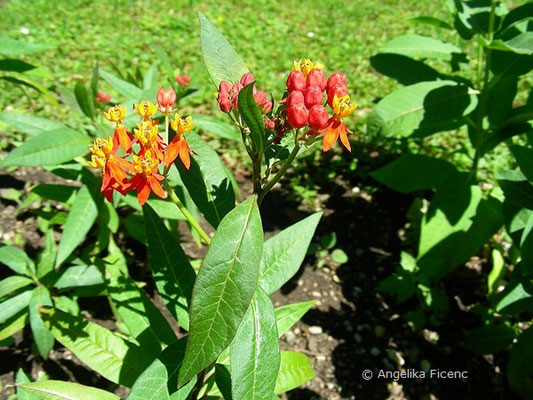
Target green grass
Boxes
[0,0,448,126]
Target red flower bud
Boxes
[287,103,308,129]
[306,69,327,91]
[326,71,347,93]
[285,91,304,109]
[327,84,349,107]
[231,82,244,109]
[304,86,324,109]
[217,91,232,112]
[254,90,266,105]
[308,105,330,131]
[157,86,177,114]
[264,118,276,130]
[175,75,191,86]
[261,100,272,113]
[95,91,111,103]
[219,80,231,94]
[286,70,306,92]
[240,72,255,86]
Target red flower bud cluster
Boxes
[217,73,272,113]
[175,75,191,86]
[95,91,111,103]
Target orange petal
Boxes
[137,177,151,206]
[108,159,126,181]
[179,140,191,169]
[164,140,179,166]
[322,125,339,152]
[149,176,167,199]
[339,124,351,152]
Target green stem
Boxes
[258,139,300,206]
[163,113,169,144]
[472,0,497,173]
[162,180,211,246]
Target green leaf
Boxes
[0,289,33,324]
[0,57,36,72]
[486,32,533,55]
[90,64,99,101]
[0,113,67,136]
[259,213,322,294]
[275,301,315,337]
[371,154,458,193]
[102,258,177,353]
[0,246,35,276]
[367,80,478,138]
[331,249,348,264]
[511,145,533,182]
[100,70,143,101]
[0,128,91,167]
[369,54,441,85]
[198,12,249,87]
[16,380,120,400]
[144,204,195,330]
[488,249,505,296]
[274,351,315,394]
[29,286,54,358]
[0,38,52,56]
[230,288,280,399]
[497,170,533,210]
[178,197,263,386]
[490,49,533,77]
[238,83,265,157]
[379,34,462,60]
[191,114,240,142]
[16,368,39,400]
[496,278,533,314]
[410,16,453,30]
[56,185,99,267]
[176,131,235,228]
[127,338,196,400]
[418,180,503,280]
[508,326,533,398]
[74,82,95,120]
[486,75,517,128]
[520,213,533,275]
[464,324,516,355]
[0,311,28,341]
[0,275,34,298]
[53,264,103,289]
[40,307,151,387]
[37,230,57,279]
[143,62,158,91]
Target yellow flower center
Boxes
[103,105,126,123]
[88,137,113,170]
[332,95,358,120]
[132,150,159,176]
[134,120,159,145]
[170,114,194,135]
[293,58,322,77]
[134,101,158,118]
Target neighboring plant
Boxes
[308,231,349,268]
[367,1,532,397]
[0,12,358,399]
[0,37,58,109]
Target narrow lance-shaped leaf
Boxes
[15,368,38,400]
[0,275,34,298]
[275,301,315,337]
[259,213,322,294]
[40,307,151,387]
[143,204,195,330]
[274,351,315,394]
[178,196,263,386]
[16,380,120,400]
[508,326,533,398]
[230,287,280,399]
[0,312,28,341]
[101,258,177,353]
[0,128,91,167]
[99,69,143,101]
[74,81,95,120]
[56,185,99,267]
[198,12,249,87]
[176,131,235,228]
[0,113,67,136]
[0,246,36,277]
[29,286,54,359]
[238,83,265,158]
[379,34,462,60]
[0,289,33,324]
[127,338,196,400]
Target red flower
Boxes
[304,86,323,109]
[286,70,306,92]
[157,86,176,114]
[320,95,357,152]
[326,71,347,92]
[164,114,194,168]
[175,75,191,86]
[287,103,308,128]
[95,91,111,103]
[308,105,329,132]
[306,69,327,91]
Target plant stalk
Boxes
[162,180,211,246]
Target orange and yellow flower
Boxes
[164,114,194,168]
[132,119,165,161]
[134,100,158,119]
[128,150,167,205]
[320,94,357,152]
[103,105,132,152]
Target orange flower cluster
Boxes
[88,87,194,205]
